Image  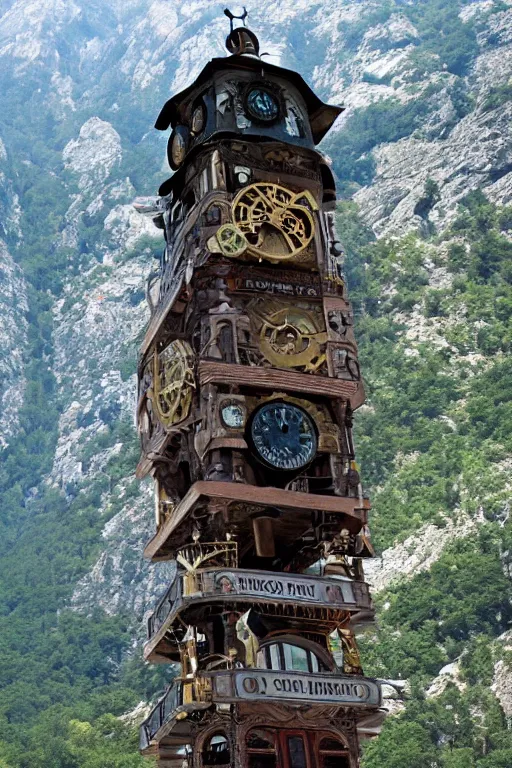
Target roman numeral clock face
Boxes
[250,402,317,471]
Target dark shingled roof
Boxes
[155,54,343,145]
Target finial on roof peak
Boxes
[224,6,249,31]
[224,7,260,57]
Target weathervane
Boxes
[223,6,259,56]
[224,6,249,32]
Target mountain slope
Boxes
[0,0,510,765]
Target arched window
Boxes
[318,736,350,768]
[246,729,277,768]
[258,641,329,673]
[202,732,231,766]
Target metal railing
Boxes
[140,680,182,751]
[147,567,373,642]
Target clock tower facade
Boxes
[137,15,384,768]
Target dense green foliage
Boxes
[0,0,510,765]
[482,81,512,112]
[363,687,512,768]
[337,194,512,549]
[0,34,167,766]
[361,530,511,679]
[406,0,479,77]
[335,196,512,766]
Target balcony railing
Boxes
[140,669,381,750]
[147,567,373,641]
[140,680,178,751]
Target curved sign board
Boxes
[140,669,382,751]
[213,670,381,708]
[148,567,372,642]
[205,570,365,605]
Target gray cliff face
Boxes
[0,0,511,720]
[355,89,512,237]
[0,240,27,448]
[50,111,164,617]
[0,137,27,448]
[337,6,512,236]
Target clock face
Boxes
[250,402,317,471]
[191,104,205,135]
[168,126,189,170]
[246,87,280,123]
[221,403,245,429]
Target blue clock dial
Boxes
[246,87,280,123]
[250,402,317,471]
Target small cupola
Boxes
[224,7,261,57]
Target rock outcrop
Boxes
[0,2,510,758]
[0,240,28,448]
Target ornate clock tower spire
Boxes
[136,11,384,767]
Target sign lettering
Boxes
[234,277,320,297]
[232,670,380,706]
[212,570,356,606]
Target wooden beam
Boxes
[199,361,365,405]
[144,480,370,561]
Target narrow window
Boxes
[246,729,277,768]
[318,736,350,768]
[283,644,309,672]
[287,736,307,768]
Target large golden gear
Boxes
[153,340,195,428]
[232,183,317,263]
[250,300,327,372]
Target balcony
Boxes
[144,481,370,561]
[140,670,381,753]
[145,566,374,663]
[139,678,210,753]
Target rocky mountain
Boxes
[0,0,511,766]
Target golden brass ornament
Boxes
[232,183,317,263]
[339,627,364,675]
[249,299,327,372]
[207,223,249,257]
[153,340,195,428]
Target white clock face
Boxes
[250,402,317,470]
[221,403,245,429]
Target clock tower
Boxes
[136,11,384,768]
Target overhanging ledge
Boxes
[144,481,370,561]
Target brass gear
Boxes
[232,183,317,263]
[153,340,195,428]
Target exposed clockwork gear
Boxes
[153,340,195,428]
[250,300,328,373]
[232,183,317,263]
